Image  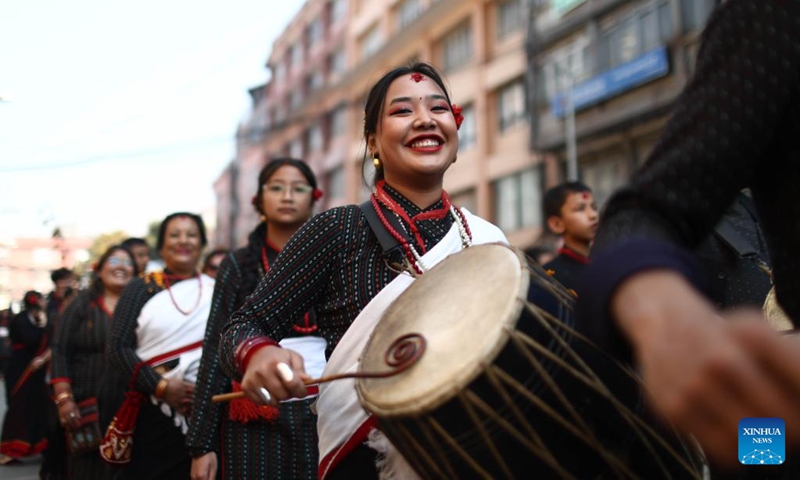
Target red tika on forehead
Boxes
[582,192,590,200]
[410,73,426,82]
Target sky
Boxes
[0,1,304,240]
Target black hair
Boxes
[543,181,593,219]
[51,267,74,283]
[121,237,148,250]
[361,62,453,186]
[91,245,139,297]
[156,212,208,251]
[23,290,43,310]
[253,158,319,216]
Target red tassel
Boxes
[100,391,144,464]
[228,381,280,424]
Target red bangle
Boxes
[235,336,279,374]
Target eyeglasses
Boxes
[107,257,134,268]
[262,183,314,196]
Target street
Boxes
[0,380,43,479]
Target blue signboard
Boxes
[552,46,670,118]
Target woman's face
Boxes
[160,216,203,274]
[368,74,458,187]
[100,250,135,293]
[260,165,315,227]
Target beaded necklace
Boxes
[260,237,318,333]
[162,273,202,316]
[372,180,472,275]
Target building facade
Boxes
[526,0,719,207]
[215,0,544,248]
[0,236,91,310]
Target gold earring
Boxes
[260,214,268,223]
[373,155,381,169]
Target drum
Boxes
[356,244,704,479]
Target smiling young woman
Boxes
[216,63,507,480]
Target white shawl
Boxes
[135,273,215,432]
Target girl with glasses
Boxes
[187,159,324,480]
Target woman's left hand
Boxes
[58,400,81,430]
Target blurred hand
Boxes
[163,378,195,416]
[58,400,81,430]
[241,346,311,406]
[612,270,800,468]
[31,356,46,370]
[190,452,218,480]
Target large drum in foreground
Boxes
[356,244,703,479]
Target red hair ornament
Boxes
[452,104,464,130]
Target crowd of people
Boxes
[0,2,798,477]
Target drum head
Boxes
[357,243,527,417]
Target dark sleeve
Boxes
[186,253,241,455]
[50,291,88,383]
[580,0,800,357]
[107,278,161,394]
[219,209,346,380]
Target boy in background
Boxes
[541,181,598,295]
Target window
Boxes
[330,0,347,25]
[308,70,325,92]
[327,165,346,199]
[541,39,590,101]
[497,79,526,132]
[441,22,473,72]
[307,18,324,47]
[309,121,324,152]
[493,169,542,232]
[497,0,523,40]
[328,48,346,75]
[396,0,422,29]
[681,0,715,32]
[360,23,383,60]
[290,90,303,110]
[458,103,477,150]
[273,61,287,85]
[329,105,347,137]
[291,43,304,68]
[599,2,673,69]
[290,138,303,158]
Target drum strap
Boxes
[359,200,408,255]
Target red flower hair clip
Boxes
[313,188,324,201]
[452,104,464,130]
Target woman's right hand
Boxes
[58,400,81,430]
[241,346,311,406]
[162,378,195,416]
[190,452,218,480]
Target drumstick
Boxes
[212,333,426,403]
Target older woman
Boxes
[107,212,214,479]
[188,158,324,480]
[49,245,137,478]
[218,63,508,479]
